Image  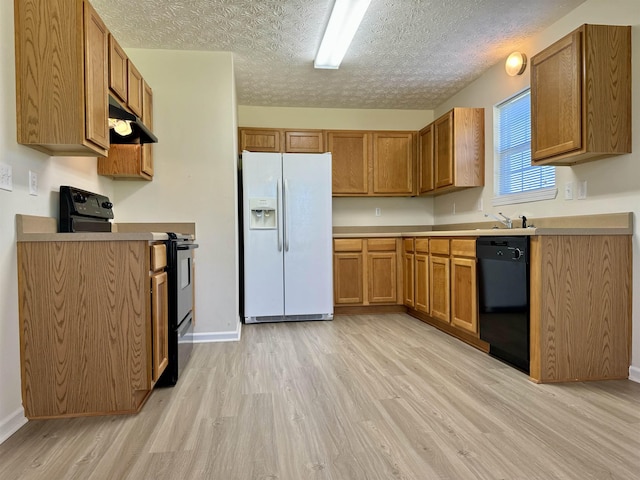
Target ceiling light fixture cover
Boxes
[314,0,372,69]
[505,52,527,76]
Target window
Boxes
[493,89,556,206]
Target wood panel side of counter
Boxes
[17,241,151,418]
[529,235,631,383]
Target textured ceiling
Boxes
[91,0,586,110]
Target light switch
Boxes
[29,170,38,196]
[564,182,573,200]
[577,180,587,200]
[0,163,12,191]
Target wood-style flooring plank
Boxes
[1,313,639,480]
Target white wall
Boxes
[114,49,240,341]
[433,0,640,379]
[238,106,436,226]
[0,0,114,442]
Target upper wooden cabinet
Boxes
[15,0,110,156]
[239,128,324,153]
[372,132,416,195]
[108,35,128,103]
[285,130,324,153]
[531,24,631,166]
[15,0,155,160]
[328,130,416,197]
[98,81,154,180]
[418,124,434,194]
[327,130,370,195]
[432,108,484,194]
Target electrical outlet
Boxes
[29,170,38,196]
[564,182,573,200]
[452,202,456,215]
[0,163,13,191]
[476,198,483,211]
[577,180,587,199]
[375,207,381,217]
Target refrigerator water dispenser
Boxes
[249,198,277,229]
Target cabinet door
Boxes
[83,1,110,150]
[334,253,364,304]
[403,253,415,307]
[429,255,450,322]
[372,132,414,195]
[127,60,144,117]
[240,128,283,152]
[434,111,453,188]
[108,35,128,103]
[531,30,582,162]
[285,130,324,153]
[451,257,477,334]
[326,131,370,195]
[141,81,154,177]
[415,253,429,313]
[418,124,434,194]
[151,271,169,383]
[368,252,397,303]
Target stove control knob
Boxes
[73,193,86,203]
[102,201,113,209]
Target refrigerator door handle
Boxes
[277,179,283,252]
[284,179,290,252]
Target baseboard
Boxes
[190,321,241,343]
[0,408,27,445]
[629,365,640,383]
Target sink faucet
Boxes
[485,212,512,229]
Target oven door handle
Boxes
[277,179,283,252]
[284,179,290,252]
[177,244,199,250]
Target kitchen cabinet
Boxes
[97,81,154,180]
[368,239,398,304]
[285,130,325,153]
[127,61,144,118]
[15,0,110,156]
[372,132,416,195]
[531,24,631,166]
[333,239,364,304]
[432,108,484,194]
[333,238,402,307]
[239,128,325,153]
[450,239,477,334]
[529,235,631,382]
[326,131,370,195]
[108,35,128,103]
[429,239,451,323]
[418,124,435,194]
[403,239,415,307]
[16,239,168,418]
[414,239,429,314]
[150,244,169,383]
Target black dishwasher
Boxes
[477,236,529,373]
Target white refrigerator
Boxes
[242,151,334,323]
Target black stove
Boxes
[59,186,113,232]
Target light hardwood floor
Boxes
[1,313,639,479]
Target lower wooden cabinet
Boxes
[429,254,451,322]
[150,244,169,383]
[414,239,429,314]
[403,238,415,307]
[451,256,477,334]
[17,239,167,418]
[333,238,401,306]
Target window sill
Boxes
[492,187,558,206]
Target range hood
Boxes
[108,95,158,144]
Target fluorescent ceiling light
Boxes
[314,0,372,69]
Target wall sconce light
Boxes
[505,52,527,76]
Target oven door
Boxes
[176,243,198,325]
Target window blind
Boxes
[496,90,554,196]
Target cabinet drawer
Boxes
[368,238,397,251]
[403,238,415,253]
[451,239,476,258]
[430,238,450,255]
[415,238,429,253]
[150,243,167,271]
[334,238,363,252]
